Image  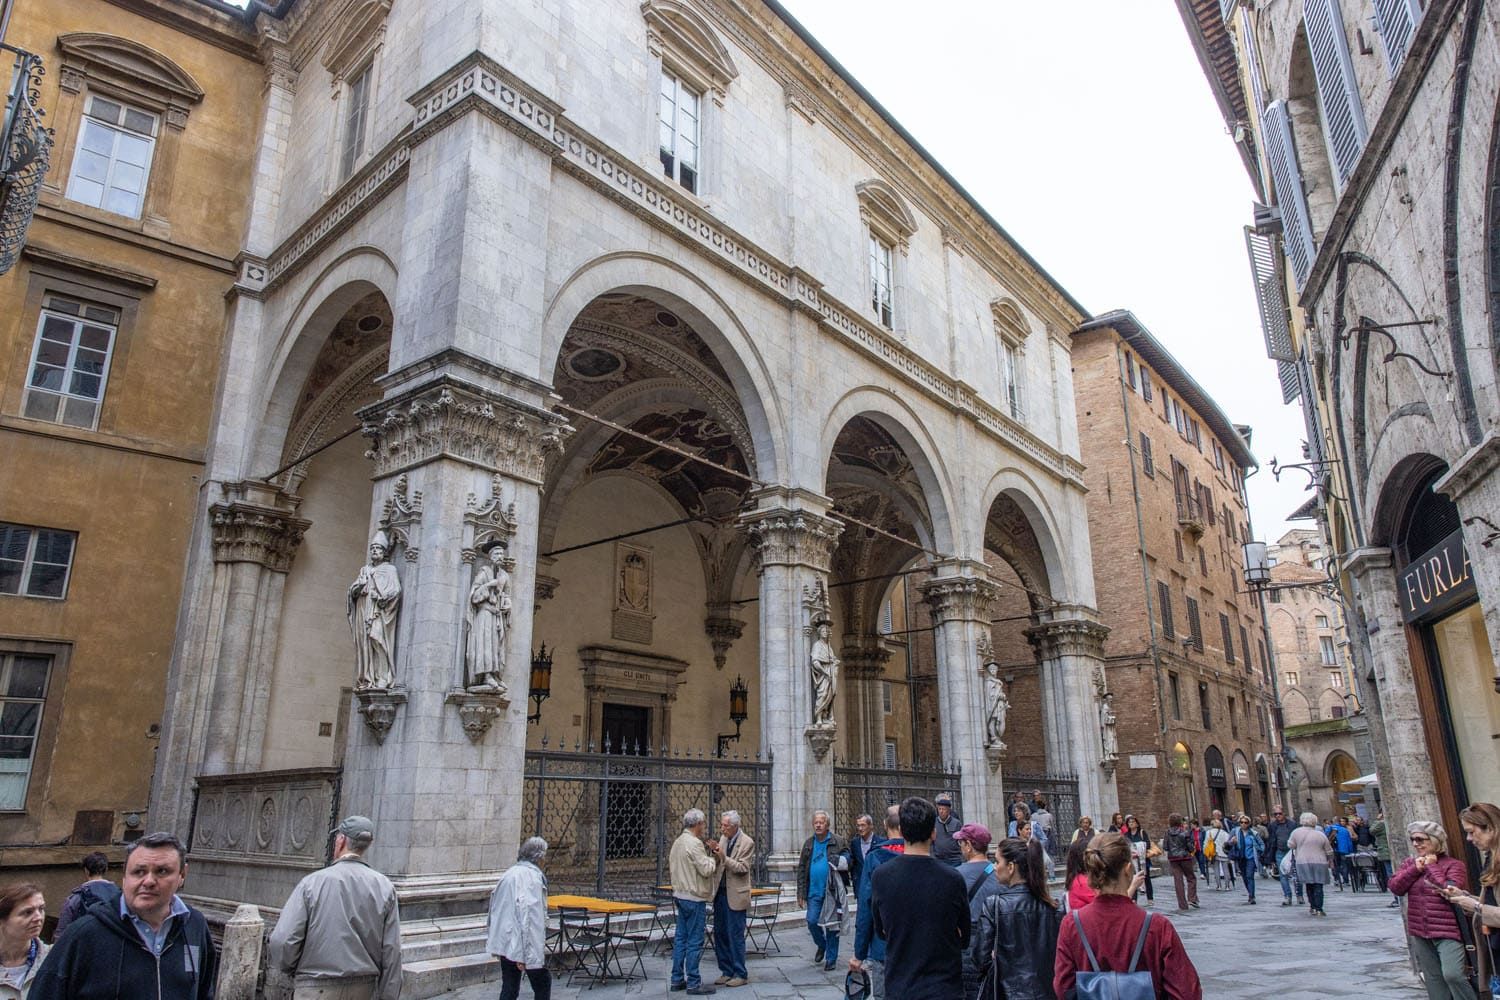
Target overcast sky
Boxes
[779,0,1314,545]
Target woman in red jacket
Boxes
[1053,833,1202,1000]
[1389,820,1477,1000]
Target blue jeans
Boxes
[1239,859,1256,900]
[671,898,708,989]
[1275,850,1302,900]
[712,887,747,980]
[806,895,839,964]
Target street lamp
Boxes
[716,675,749,758]
[1242,541,1272,588]
[528,643,553,724]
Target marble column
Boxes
[920,563,1002,828]
[1344,546,1441,846]
[840,637,892,766]
[1024,610,1118,820]
[340,367,569,879]
[740,494,842,861]
[1436,430,1500,668]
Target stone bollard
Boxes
[216,903,264,1000]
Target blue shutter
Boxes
[1245,227,1295,361]
[1262,101,1316,289]
[1302,0,1369,185]
[1372,0,1423,76]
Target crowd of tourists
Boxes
[1,797,1497,999]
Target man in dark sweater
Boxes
[870,796,970,1000]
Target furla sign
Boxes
[1399,529,1475,624]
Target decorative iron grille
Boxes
[831,758,962,837]
[523,738,772,897]
[1,45,53,276]
[1001,772,1081,842]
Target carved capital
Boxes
[705,614,745,671]
[840,637,892,679]
[445,689,508,742]
[258,22,298,94]
[1024,618,1109,661]
[355,688,407,744]
[919,575,1000,625]
[359,380,572,482]
[210,483,309,572]
[741,508,842,573]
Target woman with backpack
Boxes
[1207,820,1234,891]
[970,837,1061,999]
[1287,811,1335,916]
[1390,820,1477,1000]
[1053,833,1203,1000]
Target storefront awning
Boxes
[1341,773,1380,786]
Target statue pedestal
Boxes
[804,723,836,762]
[355,688,407,744]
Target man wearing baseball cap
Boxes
[268,816,403,999]
[931,794,963,868]
[954,823,998,998]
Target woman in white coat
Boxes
[1209,820,1235,891]
[488,837,551,1000]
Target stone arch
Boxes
[977,467,1068,605]
[1325,749,1360,787]
[541,252,786,485]
[1367,452,1450,551]
[1281,687,1312,726]
[249,246,399,477]
[818,387,958,557]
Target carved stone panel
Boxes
[190,768,340,865]
[612,543,655,644]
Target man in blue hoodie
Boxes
[1326,817,1355,889]
[32,832,217,999]
[849,805,903,999]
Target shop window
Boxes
[0,523,76,600]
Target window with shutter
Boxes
[1140,433,1154,477]
[1186,596,1203,650]
[1245,228,1296,362]
[1279,358,1302,403]
[1302,0,1369,185]
[1372,0,1423,76]
[1240,9,1268,122]
[1262,101,1316,289]
[1158,582,1175,639]
[1221,613,1236,664]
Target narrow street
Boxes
[443,878,1422,998]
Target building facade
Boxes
[0,0,1128,980]
[0,0,261,903]
[1071,311,1279,832]
[1179,0,1500,850]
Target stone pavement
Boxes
[442,877,1424,998]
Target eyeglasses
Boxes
[1410,836,1430,843]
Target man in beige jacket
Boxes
[668,808,721,994]
[711,810,756,988]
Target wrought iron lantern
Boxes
[716,675,749,757]
[1241,541,1271,589]
[528,643,553,724]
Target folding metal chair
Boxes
[557,906,611,987]
[649,886,677,956]
[744,886,782,956]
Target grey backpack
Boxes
[1071,910,1156,1000]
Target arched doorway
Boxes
[1326,751,1361,817]
[1232,750,1253,817]
[1204,745,1227,815]
[1171,742,1197,820]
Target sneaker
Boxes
[824,960,838,972]
[1249,899,1256,904]
[1281,899,1291,906]
[726,978,749,988]
[1189,901,1200,909]
[671,985,687,993]
[715,976,731,985]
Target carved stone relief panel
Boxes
[612,542,655,644]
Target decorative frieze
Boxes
[741,508,842,573]
[189,767,340,864]
[1024,618,1109,661]
[359,380,572,482]
[209,485,310,572]
[919,575,1000,625]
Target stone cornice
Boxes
[740,508,842,573]
[1024,618,1110,661]
[209,483,310,572]
[392,51,1083,489]
[1342,546,1394,580]
[358,377,573,483]
[919,574,1000,625]
[1434,431,1500,505]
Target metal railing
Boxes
[831,758,962,836]
[1001,773,1081,841]
[523,739,772,896]
[1,43,52,275]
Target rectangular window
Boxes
[1240,625,1251,672]
[1198,682,1212,729]
[0,524,76,599]
[1124,352,1138,390]
[1220,613,1235,664]
[1320,635,1338,666]
[1140,433,1154,477]
[1330,671,1344,689]
[1001,340,1024,420]
[1268,589,1282,604]
[1190,419,1202,451]
[1285,671,1299,687]
[1163,393,1171,423]
[658,69,701,194]
[65,95,157,219]
[1315,614,1330,629]
[0,651,51,810]
[1175,529,1184,562]
[1185,596,1203,650]
[1198,546,1207,576]
[23,295,119,429]
[882,680,892,715]
[869,234,894,329]
[1142,377,1153,404]
[1169,672,1182,721]
[340,64,372,181]
[883,740,897,770]
[1158,582,1175,639]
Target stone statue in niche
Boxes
[1099,692,1119,761]
[810,619,839,727]
[465,540,513,693]
[980,656,1009,750]
[348,530,401,690]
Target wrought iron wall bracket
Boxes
[1339,316,1450,380]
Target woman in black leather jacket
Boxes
[971,836,1063,999]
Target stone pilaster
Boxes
[1343,546,1441,849]
[840,637,892,766]
[339,373,570,877]
[1435,430,1500,670]
[1025,609,1117,819]
[920,564,1001,826]
[740,494,841,857]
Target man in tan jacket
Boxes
[711,810,756,988]
[668,808,721,994]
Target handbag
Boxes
[1071,910,1156,1000]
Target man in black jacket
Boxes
[870,797,970,1000]
[1265,807,1302,906]
[32,832,218,999]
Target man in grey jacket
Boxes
[269,815,403,1000]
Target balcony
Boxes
[1,44,54,275]
[1176,494,1206,538]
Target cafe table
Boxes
[547,893,656,985]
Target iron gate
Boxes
[831,759,962,836]
[1002,772,1081,840]
[523,741,772,896]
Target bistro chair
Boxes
[649,885,677,955]
[744,885,782,956]
[556,906,611,987]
